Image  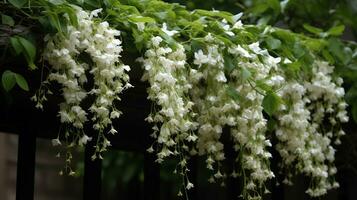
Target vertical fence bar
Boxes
[16,128,36,200]
[83,138,102,200]
[0,134,7,200]
[226,171,240,200]
[144,151,160,200]
[226,150,240,200]
[271,147,284,200]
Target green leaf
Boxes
[1,14,15,26]
[327,25,345,37]
[10,37,23,55]
[2,70,16,92]
[191,40,203,53]
[265,36,281,50]
[346,86,357,105]
[48,13,63,33]
[262,91,281,116]
[223,52,235,72]
[273,29,295,45]
[84,0,101,8]
[18,37,36,59]
[303,24,323,35]
[322,50,335,64]
[48,0,65,5]
[249,3,269,15]
[14,73,29,91]
[304,39,326,51]
[241,67,251,81]
[128,16,155,23]
[8,0,27,8]
[328,38,350,65]
[195,9,233,24]
[293,42,306,58]
[18,37,37,70]
[256,80,272,91]
[267,118,277,132]
[226,86,240,101]
[61,6,79,27]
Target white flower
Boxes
[90,8,102,19]
[161,23,178,36]
[151,36,163,47]
[51,138,61,146]
[109,127,118,134]
[147,146,154,153]
[79,135,92,146]
[110,111,121,119]
[136,22,145,31]
[233,20,243,29]
[123,65,131,71]
[187,135,198,142]
[248,42,265,55]
[266,55,281,66]
[216,71,227,82]
[283,58,292,64]
[229,45,252,58]
[186,182,194,190]
[194,50,209,66]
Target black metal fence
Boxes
[0,68,164,200]
[0,66,356,200]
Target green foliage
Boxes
[223,50,235,72]
[226,86,241,101]
[262,91,281,116]
[240,67,252,81]
[327,25,346,37]
[8,0,28,8]
[1,14,15,26]
[1,70,16,92]
[265,36,281,50]
[14,72,29,91]
[1,70,29,92]
[10,36,37,70]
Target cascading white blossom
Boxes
[40,7,348,198]
[139,35,198,184]
[191,34,227,178]
[275,60,347,196]
[190,32,278,199]
[43,7,130,157]
[228,41,280,198]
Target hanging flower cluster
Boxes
[41,7,131,159]
[190,33,279,199]
[132,14,348,199]
[139,33,199,191]
[275,60,347,196]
